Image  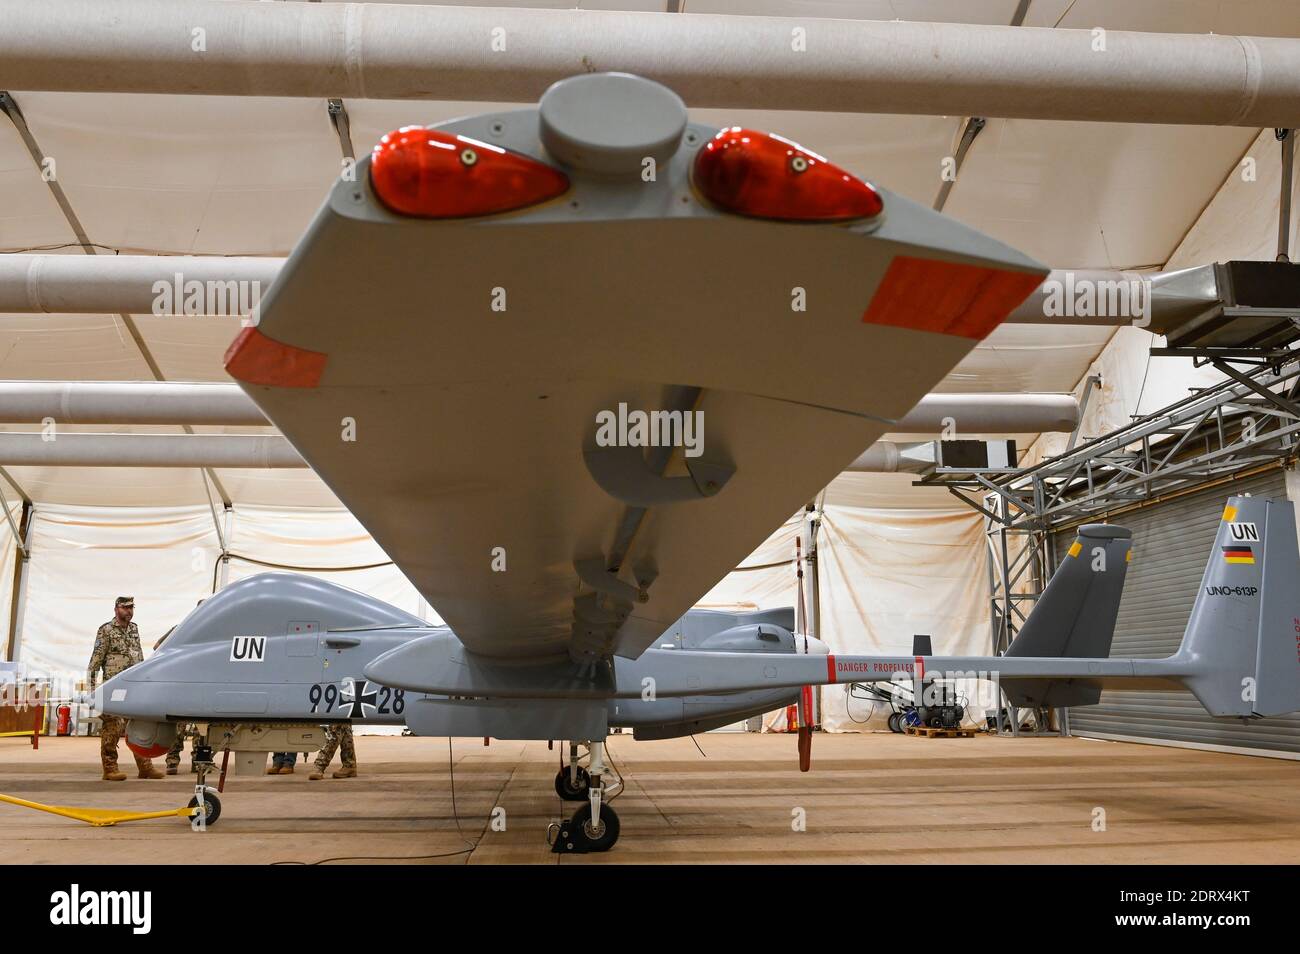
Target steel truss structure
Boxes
[921,348,1300,655]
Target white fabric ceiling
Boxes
[3,0,1300,506]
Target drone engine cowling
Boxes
[125,719,176,759]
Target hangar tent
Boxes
[2,0,1299,737]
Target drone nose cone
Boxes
[800,635,831,656]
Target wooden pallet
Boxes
[904,725,980,739]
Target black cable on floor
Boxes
[271,737,479,865]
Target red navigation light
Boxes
[370,127,570,218]
[692,127,883,223]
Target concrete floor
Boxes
[1,732,1297,864]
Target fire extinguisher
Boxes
[56,704,71,736]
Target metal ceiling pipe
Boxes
[0,254,280,316]
[0,380,1079,433]
[846,442,936,474]
[2,1,1299,126]
[1004,269,1149,324]
[0,382,267,425]
[0,433,304,467]
[1002,266,1221,327]
[0,257,1214,331]
[901,394,1078,433]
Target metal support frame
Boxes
[924,343,1300,724]
[933,117,985,212]
[0,480,26,561]
[1066,374,1102,452]
[201,472,234,593]
[982,488,1051,656]
[218,507,234,590]
[924,353,1300,535]
[1279,128,1295,263]
[327,98,356,161]
[3,500,32,662]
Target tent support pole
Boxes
[4,501,32,662]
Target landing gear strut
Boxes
[549,739,621,853]
[187,727,225,831]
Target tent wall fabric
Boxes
[16,505,221,679]
[10,503,432,684]
[6,479,991,739]
[3,2,1299,747]
[815,476,991,733]
[698,474,991,733]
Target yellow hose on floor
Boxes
[0,792,196,827]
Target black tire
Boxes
[554,766,591,801]
[562,803,620,852]
[887,712,901,733]
[188,791,221,827]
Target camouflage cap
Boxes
[115,596,135,607]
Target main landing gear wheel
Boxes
[554,766,591,801]
[887,712,902,733]
[549,739,621,853]
[552,803,620,853]
[187,791,221,827]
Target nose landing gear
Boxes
[187,788,221,828]
[187,726,233,830]
[554,742,592,800]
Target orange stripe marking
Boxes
[863,256,1045,340]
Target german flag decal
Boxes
[1222,545,1256,565]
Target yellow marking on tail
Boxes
[1068,541,1082,558]
[1223,504,1238,522]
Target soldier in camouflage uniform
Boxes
[164,723,199,775]
[87,596,163,781]
[309,722,357,779]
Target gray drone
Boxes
[99,74,1300,852]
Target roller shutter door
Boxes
[1063,468,1300,755]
